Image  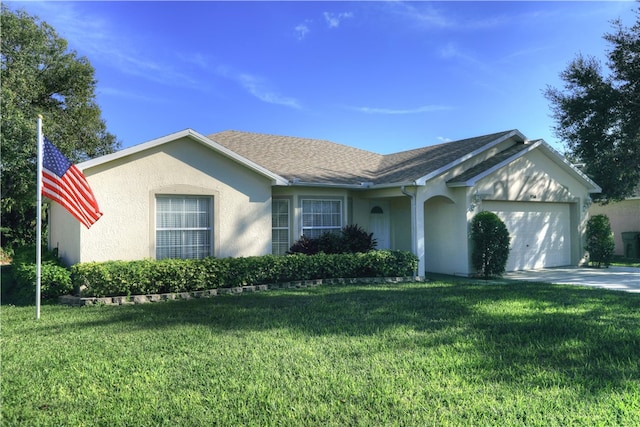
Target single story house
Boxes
[48,129,601,275]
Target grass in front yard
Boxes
[611,255,640,268]
[2,281,639,426]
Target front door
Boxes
[370,203,390,250]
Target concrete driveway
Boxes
[504,266,640,293]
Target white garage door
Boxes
[483,201,571,271]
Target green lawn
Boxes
[2,280,639,426]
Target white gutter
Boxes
[286,180,419,190]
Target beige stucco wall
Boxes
[589,198,640,256]
[423,193,468,275]
[473,149,589,204]
[50,137,272,265]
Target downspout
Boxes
[401,185,418,278]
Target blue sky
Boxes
[7,1,637,154]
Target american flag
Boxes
[42,137,102,228]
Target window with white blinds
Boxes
[156,196,212,259]
[272,198,290,255]
[301,199,342,239]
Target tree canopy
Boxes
[1,5,119,247]
[545,7,640,202]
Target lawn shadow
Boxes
[42,281,640,395]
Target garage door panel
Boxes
[484,202,571,271]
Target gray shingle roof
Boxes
[208,129,518,185]
[208,130,382,184]
[376,130,516,183]
[446,142,532,185]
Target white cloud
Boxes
[17,2,200,89]
[214,66,301,109]
[386,2,514,32]
[97,87,165,103]
[397,3,453,29]
[237,74,302,109]
[350,105,452,115]
[323,12,353,29]
[294,22,311,40]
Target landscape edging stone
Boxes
[58,276,424,306]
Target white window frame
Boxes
[155,195,213,260]
[272,198,290,255]
[301,198,343,239]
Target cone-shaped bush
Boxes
[585,214,614,268]
[470,211,511,279]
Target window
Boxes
[301,199,342,239]
[272,198,290,255]
[156,196,212,259]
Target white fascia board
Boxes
[415,129,526,186]
[447,140,542,188]
[366,181,418,189]
[77,129,289,186]
[288,181,365,189]
[287,181,418,190]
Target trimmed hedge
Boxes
[72,250,418,298]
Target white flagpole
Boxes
[36,115,43,319]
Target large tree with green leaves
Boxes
[545,7,640,202]
[1,5,119,247]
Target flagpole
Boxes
[36,115,43,320]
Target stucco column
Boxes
[415,195,425,276]
[401,186,424,276]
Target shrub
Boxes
[317,232,347,254]
[342,224,377,253]
[288,224,377,255]
[5,245,72,303]
[585,214,615,268]
[15,262,72,300]
[72,250,419,297]
[470,211,511,279]
[287,235,318,255]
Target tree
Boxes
[545,7,640,202]
[1,5,119,247]
[585,214,615,268]
[470,211,510,279]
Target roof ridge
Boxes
[383,129,517,158]
[210,130,382,157]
